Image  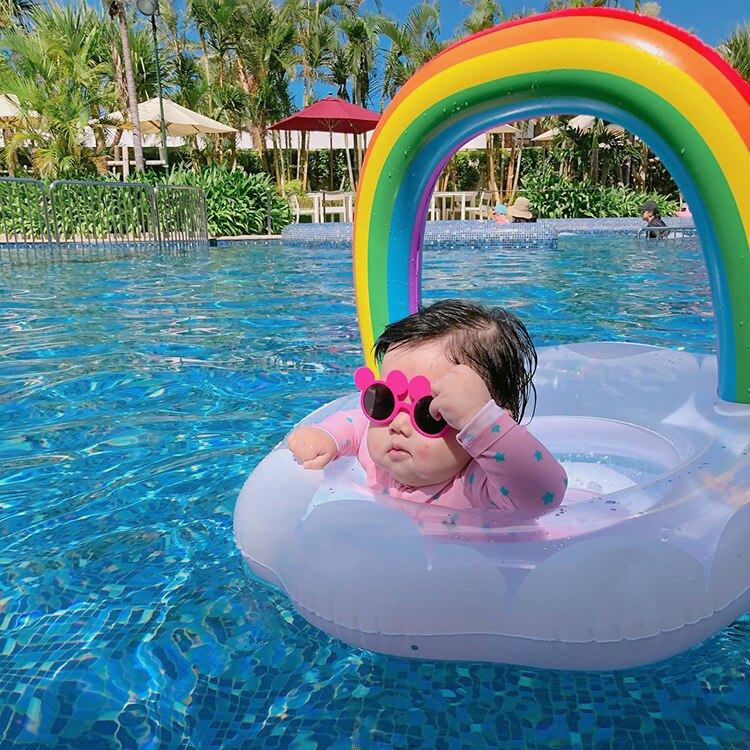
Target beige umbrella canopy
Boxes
[110,98,237,136]
[486,123,519,135]
[532,114,625,142]
[0,94,40,124]
[0,94,23,122]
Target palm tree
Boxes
[325,9,379,183]
[230,0,296,175]
[379,1,446,110]
[280,0,358,186]
[719,23,750,84]
[335,10,379,107]
[544,0,615,9]
[0,1,118,177]
[458,0,507,36]
[0,0,36,28]
[107,0,145,172]
[188,0,242,89]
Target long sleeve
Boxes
[315,409,368,458]
[456,401,567,512]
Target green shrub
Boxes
[153,164,291,236]
[520,168,678,219]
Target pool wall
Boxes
[282,217,696,250]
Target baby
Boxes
[288,299,567,513]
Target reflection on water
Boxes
[0,236,746,749]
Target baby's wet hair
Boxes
[373,299,537,422]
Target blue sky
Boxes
[369,0,748,47]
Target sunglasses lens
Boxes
[363,383,395,421]
[413,396,447,435]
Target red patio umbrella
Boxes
[269,95,380,190]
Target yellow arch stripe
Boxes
[353,38,750,354]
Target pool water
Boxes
[1,236,747,749]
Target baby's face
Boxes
[366,340,471,488]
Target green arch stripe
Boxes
[366,70,748,401]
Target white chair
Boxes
[289,193,321,223]
[464,190,494,220]
[321,191,353,222]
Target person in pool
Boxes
[506,196,537,223]
[492,204,511,224]
[639,200,669,239]
[287,299,567,513]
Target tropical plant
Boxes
[520,166,678,218]
[0,1,118,177]
[106,0,145,171]
[335,9,380,107]
[719,23,750,84]
[0,0,36,27]
[458,0,507,36]
[379,1,446,110]
[279,0,344,186]
[159,0,204,108]
[547,118,642,186]
[236,0,297,171]
[153,163,291,235]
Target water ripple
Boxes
[1,237,746,749]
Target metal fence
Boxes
[636,225,699,242]
[0,178,207,264]
[153,184,208,249]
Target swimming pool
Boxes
[1,234,747,748]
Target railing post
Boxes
[151,185,161,249]
[0,177,208,263]
[266,187,272,235]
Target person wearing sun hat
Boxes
[506,196,536,223]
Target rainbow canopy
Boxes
[352,8,750,403]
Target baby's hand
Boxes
[429,365,493,431]
[287,426,338,469]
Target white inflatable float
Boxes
[235,9,750,669]
[235,343,750,670]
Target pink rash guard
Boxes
[315,400,567,512]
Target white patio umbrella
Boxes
[532,114,624,142]
[110,98,237,136]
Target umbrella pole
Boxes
[329,129,334,191]
[345,133,355,191]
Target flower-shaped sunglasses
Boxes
[354,367,449,438]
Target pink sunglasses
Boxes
[354,366,450,438]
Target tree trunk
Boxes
[252,125,270,174]
[115,2,144,172]
[200,34,211,86]
[505,140,516,198]
[110,34,129,114]
[356,133,363,182]
[300,132,309,191]
[511,141,523,196]
[228,133,237,169]
[3,128,16,177]
[590,142,600,184]
[486,134,494,192]
[634,139,648,190]
[344,133,354,191]
[271,130,282,184]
